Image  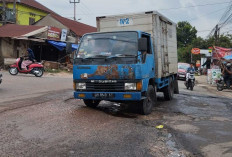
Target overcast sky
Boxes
[37,0,231,38]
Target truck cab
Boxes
[73,11,178,115]
[73,30,177,115]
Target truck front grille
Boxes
[86,82,124,92]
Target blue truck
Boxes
[73,11,179,115]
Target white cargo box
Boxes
[96,11,178,78]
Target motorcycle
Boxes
[0,73,2,84]
[9,57,44,77]
[185,71,195,90]
[217,76,232,91]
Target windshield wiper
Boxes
[80,55,108,60]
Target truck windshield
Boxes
[76,32,138,58]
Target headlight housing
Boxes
[125,83,136,90]
[76,83,86,90]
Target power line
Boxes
[208,0,232,38]
[62,1,231,16]
[187,7,227,22]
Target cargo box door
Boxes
[159,20,169,77]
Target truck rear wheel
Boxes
[83,100,100,108]
[163,77,174,100]
[173,79,179,94]
[140,85,156,115]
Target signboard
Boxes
[117,18,133,26]
[191,48,201,54]
[211,69,221,85]
[208,47,213,53]
[47,26,61,41]
[61,29,68,42]
[196,60,201,68]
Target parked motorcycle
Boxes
[217,76,232,91]
[9,57,44,77]
[185,71,195,90]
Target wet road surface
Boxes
[0,75,232,157]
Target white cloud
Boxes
[36,0,230,38]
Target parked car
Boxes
[177,63,190,80]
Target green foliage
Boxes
[177,21,232,63]
[177,21,197,48]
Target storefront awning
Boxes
[47,40,78,51]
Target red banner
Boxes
[212,46,232,59]
[47,26,61,41]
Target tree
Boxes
[177,21,197,48]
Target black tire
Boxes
[163,77,174,100]
[140,85,156,115]
[9,67,18,75]
[174,79,179,94]
[83,100,100,108]
[217,83,223,91]
[190,82,193,91]
[34,68,43,77]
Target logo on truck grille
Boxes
[90,80,117,83]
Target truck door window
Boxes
[141,34,151,54]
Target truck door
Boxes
[141,33,155,78]
[160,20,169,76]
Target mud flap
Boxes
[174,79,179,94]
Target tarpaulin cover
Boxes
[47,40,78,51]
[212,46,232,59]
[224,54,232,60]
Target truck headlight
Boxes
[125,83,136,90]
[76,83,86,90]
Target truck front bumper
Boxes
[74,91,142,101]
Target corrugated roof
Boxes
[51,14,97,36]
[0,24,44,37]
[3,0,56,14]
[2,0,97,36]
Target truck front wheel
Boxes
[83,100,100,108]
[163,77,174,100]
[140,85,156,115]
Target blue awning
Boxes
[224,55,232,60]
[47,40,78,51]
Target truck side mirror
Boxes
[138,38,147,52]
[66,42,73,54]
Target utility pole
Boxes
[214,24,220,46]
[13,0,16,23]
[69,0,80,21]
[2,0,6,25]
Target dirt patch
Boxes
[202,141,232,157]
[171,124,199,133]
[209,117,232,122]
[44,72,72,78]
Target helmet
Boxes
[226,63,231,67]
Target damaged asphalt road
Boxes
[0,82,232,156]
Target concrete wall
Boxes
[0,38,28,58]
[34,14,69,31]
[0,3,48,25]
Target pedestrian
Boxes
[222,62,232,88]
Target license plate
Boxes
[93,93,115,98]
[179,75,185,77]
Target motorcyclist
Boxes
[185,63,195,84]
[222,62,232,88]
[21,48,35,70]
